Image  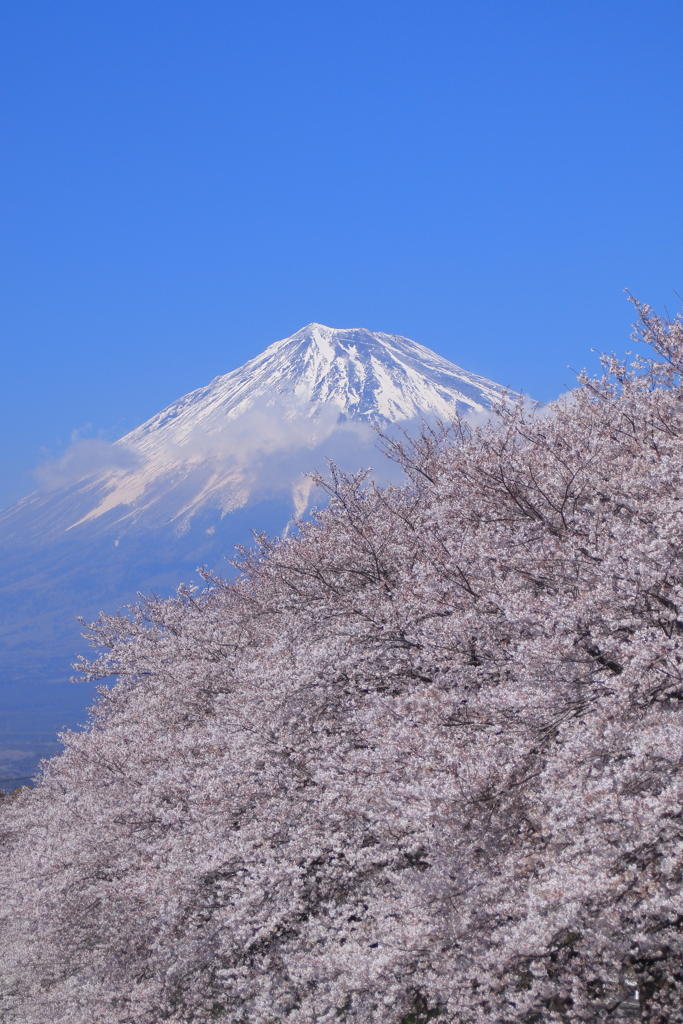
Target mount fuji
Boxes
[0,323,511,784]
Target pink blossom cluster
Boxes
[2,300,683,1023]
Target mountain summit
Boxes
[130,321,507,431]
[0,324,511,783]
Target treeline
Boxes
[2,300,683,1023]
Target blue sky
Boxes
[2,0,683,507]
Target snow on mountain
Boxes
[35,323,511,535]
[128,321,505,435]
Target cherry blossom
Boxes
[2,299,683,1023]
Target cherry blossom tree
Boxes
[2,299,683,1023]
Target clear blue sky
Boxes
[2,0,682,507]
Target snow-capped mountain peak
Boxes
[127,323,506,457]
[3,324,512,539]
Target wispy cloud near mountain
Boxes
[33,438,141,491]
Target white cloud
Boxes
[33,396,421,528]
[34,438,140,491]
